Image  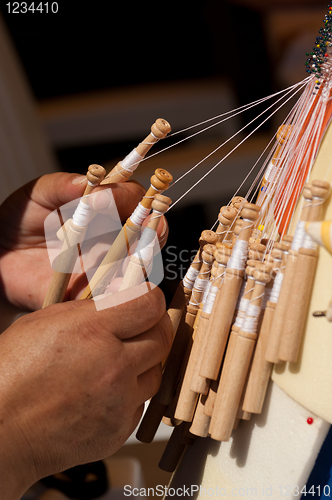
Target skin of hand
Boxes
[0,172,172,498]
[0,172,168,312]
[0,285,172,499]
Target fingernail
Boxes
[72,175,87,185]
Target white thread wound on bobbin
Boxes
[302,232,318,250]
[234,297,250,328]
[242,303,261,333]
[228,239,248,270]
[189,277,209,306]
[130,203,151,226]
[133,228,157,262]
[72,200,92,227]
[270,272,284,303]
[291,220,306,251]
[183,266,200,289]
[120,149,144,172]
[264,160,279,183]
[202,281,212,304]
[203,285,218,314]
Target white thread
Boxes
[202,281,212,304]
[150,131,159,140]
[203,285,219,314]
[264,160,279,183]
[270,272,284,303]
[189,278,209,306]
[72,200,92,227]
[228,239,248,270]
[130,203,151,226]
[234,297,250,328]
[242,303,261,333]
[120,149,144,172]
[183,266,200,289]
[291,220,306,251]
[87,180,95,187]
[133,228,157,262]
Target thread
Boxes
[121,149,144,172]
[203,285,219,314]
[242,303,261,334]
[130,203,151,226]
[72,199,92,227]
[183,266,200,289]
[228,239,248,270]
[269,272,284,303]
[133,228,157,262]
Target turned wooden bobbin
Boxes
[209,261,272,442]
[231,196,246,211]
[101,118,171,184]
[167,229,218,340]
[242,245,286,415]
[265,185,313,364]
[79,167,172,300]
[43,165,106,308]
[119,194,172,291]
[278,179,330,363]
[216,206,238,242]
[199,202,260,381]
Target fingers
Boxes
[89,182,146,222]
[90,285,168,340]
[122,311,172,376]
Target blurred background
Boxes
[0,0,329,497]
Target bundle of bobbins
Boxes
[135,175,331,474]
[42,119,172,309]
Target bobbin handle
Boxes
[101,119,171,184]
[118,195,171,291]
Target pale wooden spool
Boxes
[79,168,172,300]
[242,244,285,414]
[265,184,313,363]
[215,206,237,243]
[101,118,171,184]
[209,261,272,442]
[118,194,171,291]
[158,421,196,473]
[199,202,260,381]
[166,229,218,340]
[278,179,330,363]
[190,245,232,395]
[189,393,211,438]
[174,246,231,422]
[42,164,106,308]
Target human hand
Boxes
[0,285,172,499]
[0,172,167,312]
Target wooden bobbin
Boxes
[173,245,228,422]
[155,234,217,406]
[118,195,171,291]
[265,184,313,363]
[209,261,272,442]
[189,393,211,438]
[215,206,238,242]
[101,119,171,184]
[241,243,285,415]
[278,179,330,363]
[199,202,260,381]
[43,165,106,308]
[190,245,232,395]
[167,230,218,340]
[158,422,196,473]
[79,168,172,300]
[135,398,168,444]
[231,196,246,211]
